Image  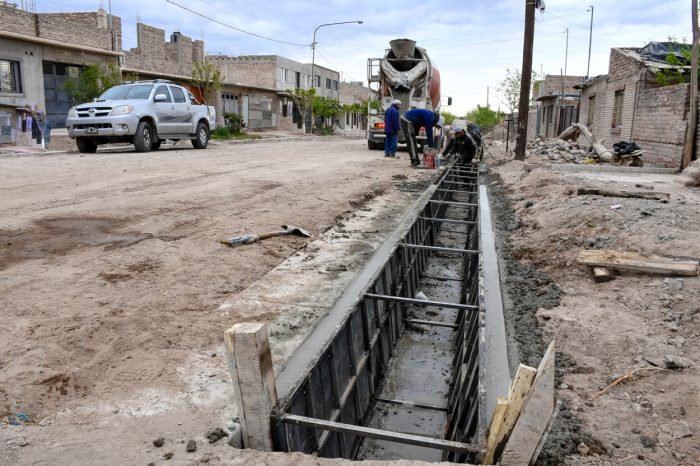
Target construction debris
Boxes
[577,249,700,276]
[576,187,670,201]
[680,159,700,187]
[527,136,595,164]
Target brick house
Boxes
[534,74,584,138]
[577,44,693,169]
[209,54,340,131]
[338,81,376,132]
[122,25,203,86]
[0,4,122,143]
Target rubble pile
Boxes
[526,137,596,164]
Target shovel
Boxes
[220,224,312,247]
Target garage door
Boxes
[43,61,81,128]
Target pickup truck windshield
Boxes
[98,84,154,101]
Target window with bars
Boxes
[612,90,624,128]
[325,78,331,89]
[333,80,338,91]
[0,59,22,93]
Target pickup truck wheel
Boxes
[368,140,378,150]
[151,141,161,150]
[134,121,153,152]
[192,122,209,149]
[76,138,97,153]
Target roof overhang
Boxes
[0,30,123,57]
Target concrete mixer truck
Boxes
[366,39,450,151]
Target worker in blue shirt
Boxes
[401,108,442,167]
[384,99,401,158]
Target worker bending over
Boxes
[442,125,480,165]
[400,109,443,167]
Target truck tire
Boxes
[134,121,153,152]
[151,140,161,150]
[368,140,380,150]
[76,138,97,153]
[192,122,209,149]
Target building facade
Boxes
[578,45,692,168]
[0,4,122,143]
[534,74,584,138]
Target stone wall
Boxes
[632,83,689,168]
[609,48,644,81]
[123,24,204,77]
[0,5,121,51]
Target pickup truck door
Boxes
[153,85,178,135]
[169,86,193,134]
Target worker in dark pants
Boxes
[400,108,441,167]
[442,126,477,165]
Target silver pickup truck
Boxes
[66,79,216,153]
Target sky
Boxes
[36,0,692,116]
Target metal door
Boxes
[153,85,178,135]
[43,61,78,128]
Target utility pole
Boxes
[682,0,698,169]
[564,28,569,75]
[487,85,490,107]
[586,6,594,79]
[514,0,537,161]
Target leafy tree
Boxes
[497,68,536,114]
[440,110,457,125]
[312,96,343,132]
[466,105,504,133]
[655,40,692,86]
[286,87,316,134]
[191,59,223,105]
[61,63,122,104]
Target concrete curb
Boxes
[525,162,678,175]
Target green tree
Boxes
[286,87,316,134]
[191,59,223,105]
[497,68,536,114]
[312,96,342,132]
[61,63,122,104]
[440,110,457,126]
[655,40,692,86]
[466,105,504,133]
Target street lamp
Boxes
[586,6,594,79]
[310,20,363,94]
[308,20,362,133]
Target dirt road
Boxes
[0,137,437,465]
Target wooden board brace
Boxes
[577,249,699,276]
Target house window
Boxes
[278,68,289,83]
[612,90,624,128]
[587,95,595,126]
[314,75,321,87]
[333,80,338,91]
[282,99,288,117]
[0,59,22,93]
[326,78,331,89]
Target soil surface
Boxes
[0,136,444,465]
[2,133,698,466]
[486,149,700,465]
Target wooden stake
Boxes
[501,341,556,466]
[577,250,699,276]
[224,322,277,451]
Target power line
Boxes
[164,0,308,47]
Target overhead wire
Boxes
[164,0,309,47]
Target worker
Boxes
[384,99,401,158]
[400,109,442,167]
[442,126,478,165]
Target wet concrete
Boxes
[357,191,472,461]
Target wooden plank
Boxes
[224,323,277,451]
[592,266,615,283]
[577,249,699,276]
[482,397,509,465]
[482,364,538,464]
[500,341,556,466]
[576,187,670,201]
[281,414,484,454]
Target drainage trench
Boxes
[271,163,485,462]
